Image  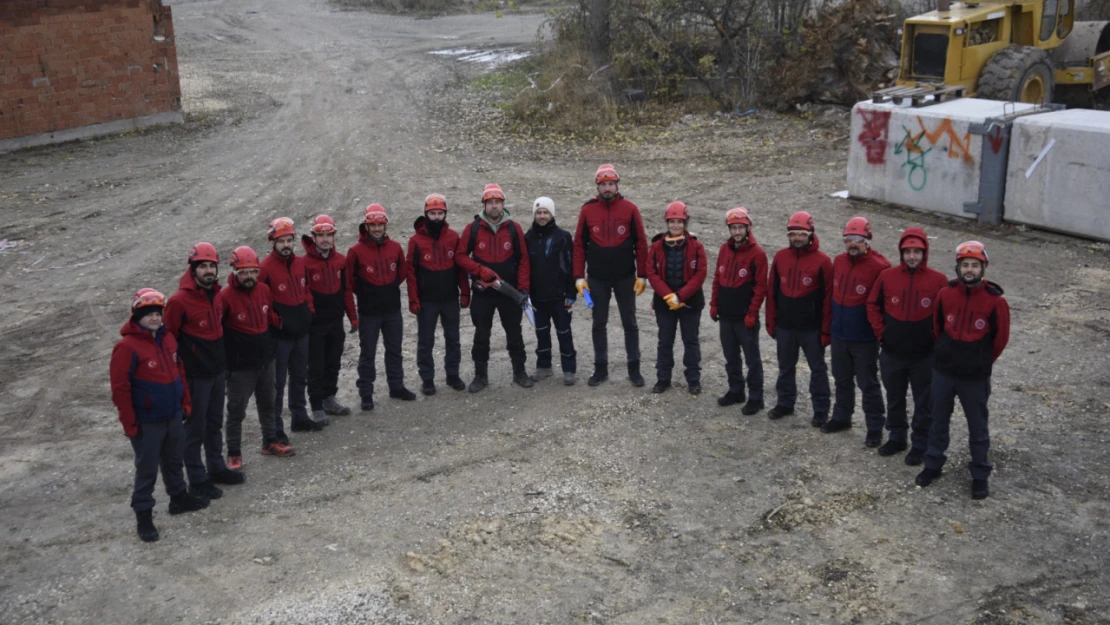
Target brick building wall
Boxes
[0,0,182,142]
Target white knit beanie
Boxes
[533,196,555,218]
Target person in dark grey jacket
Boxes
[524,197,577,385]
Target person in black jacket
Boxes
[525,197,578,385]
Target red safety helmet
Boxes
[482,184,505,203]
[363,204,389,224]
[311,215,337,235]
[595,164,620,184]
[787,211,815,232]
[843,216,872,240]
[188,242,219,264]
[664,201,689,221]
[229,246,260,271]
[424,193,448,212]
[726,207,752,227]
[132,288,166,311]
[267,217,296,241]
[955,240,989,265]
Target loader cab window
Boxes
[1057,0,1073,40]
[1040,0,1058,41]
[968,18,1000,46]
[913,33,949,78]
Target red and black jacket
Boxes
[164,270,226,377]
[346,231,406,317]
[647,233,707,312]
[300,236,357,327]
[406,217,470,305]
[259,250,314,339]
[455,215,530,292]
[831,248,891,342]
[216,274,281,372]
[866,228,949,359]
[109,321,191,437]
[710,234,768,320]
[933,279,1010,379]
[766,234,833,338]
[572,194,648,281]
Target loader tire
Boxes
[977,45,1055,104]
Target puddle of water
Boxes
[429,47,530,69]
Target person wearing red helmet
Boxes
[454,183,533,391]
[822,217,891,444]
[259,217,326,438]
[572,164,650,388]
[347,204,416,409]
[301,215,358,421]
[866,227,948,464]
[524,196,578,386]
[406,194,470,396]
[217,246,294,467]
[646,201,708,394]
[916,240,1010,500]
[765,211,833,423]
[710,207,768,415]
[165,243,245,500]
[110,288,208,542]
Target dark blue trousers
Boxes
[357,310,405,400]
[129,415,186,512]
[183,373,228,484]
[656,306,701,384]
[273,334,310,432]
[308,321,345,410]
[417,300,462,382]
[588,275,640,365]
[533,299,576,372]
[880,350,933,450]
[774,328,830,414]
[829,338,885,432]
[925,371,993,479]
[720,317,763,401]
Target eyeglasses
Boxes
[843,235,868,244]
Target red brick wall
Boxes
[0,0,182,141]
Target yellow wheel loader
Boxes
[884,0,1110,104]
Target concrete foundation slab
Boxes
[848,99,1040,218]
[1005,109,1110,242]
[0,112,184,154]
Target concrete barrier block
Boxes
[1005,109,1110,242]
[848,99,1040,218]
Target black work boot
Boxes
[512,363,534,388]
[811,411,827,427]
[904,447,925,466]
[190,480,223,500]
[168,491,210,515]
[588,362,609,387]
[768,405,794,420]
[135,509,159,543]
[652,380,671,394]
[718,391,745,407]
[878,440,908,457]
[687,382,702,395]
[469,362,489,393]
[421,379,437,396]
[741,400,764,416]
[915,467,943,487]
[864,431,883,448]
[627,361,645,387]
[971,478,990,500]
[389,387,417,401]
[209,469,246,485]
[322,396,351,416]
[821,419,852,434]
[361,397,374,411]
[446,375,466,391]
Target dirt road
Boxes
[1,1,1109,623]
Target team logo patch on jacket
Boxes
[921,297,931,307]
[802,276,813,286]
[856,284,867,295]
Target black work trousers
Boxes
[533,299,576,372]
[129,415,187,512]
[880,350,933,451]
[226,362,277,454]
[720,317,763,401]
[774,328,830,414]
[417,299,462,382]
[829,338,885,433]
[925,371,993,479]
[655,306,701,384]
[273,334,310,433]
[308,321,345,410]
[588,275,640,365]
[470,290,525,368]
[183,373,228,485]
[356,310,405,400]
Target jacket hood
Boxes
[477,209,512,233]
[898,227,930,267]
[120,318,163,339]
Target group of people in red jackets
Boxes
[109,164,1010,543]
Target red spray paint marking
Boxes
[857,109,892,165]
[988,126,1004,154]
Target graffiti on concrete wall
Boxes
[857,109,892,165]
[894,125,931,191]
[915,117,975,164]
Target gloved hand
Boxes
[460,295,470,309]
[181,408,191,422]
[575,279,588,298]
[409,301,420,316]
[767,325,776,339]
[663,293,682,311]
[349,320,359,334]
[744,312,757,329]
[126,424,140,438]
[564,298,575,310]
[633,277,647,296]
[478,267,499,283]
[710,306,719,322]
[821,333,831,348]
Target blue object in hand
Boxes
[583,288,594,309]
